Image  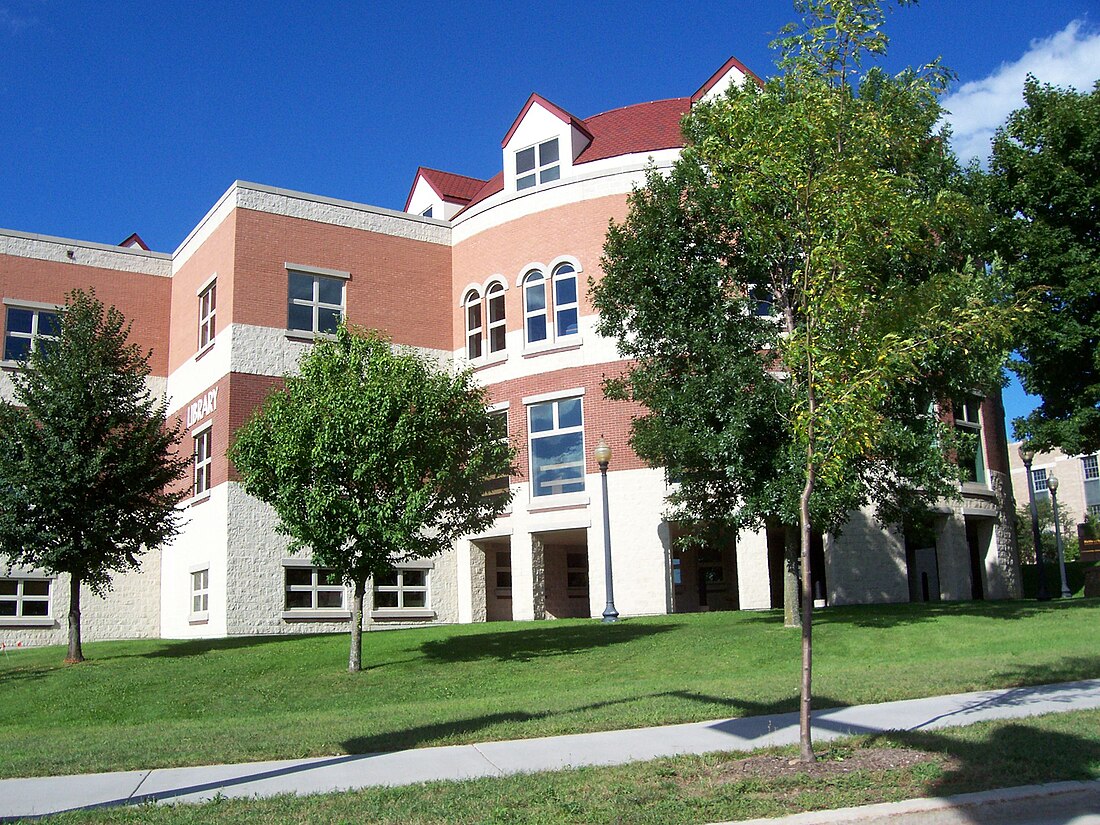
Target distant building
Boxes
[1008,442,1100,525]
[0,56,1022,646]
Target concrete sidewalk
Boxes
[4,679,1100,821]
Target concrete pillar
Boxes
[736,525,772,609]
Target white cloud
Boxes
[941,20,1100,164]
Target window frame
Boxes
[193,424,213,498]
[0,576,53,625]
[1082,455,1099,481]
[953,397,986,485]
[515,138,560,191]
[464,288,483,360]
[190,567,209,621]
[486,281,507,354]
[3,299,61,364]
[523,270,549,346]
[282,562,348,618]
[552,263,579,339]
[1030,467,1049,496]
[285,264,350,337]
[371,564,434,618]
[197,278,217,351]
[527,395,586,499]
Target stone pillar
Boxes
[463,541,487,623]
[531,535,546,620]
[735,525,772,609]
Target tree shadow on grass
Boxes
[418,620,682,664]
[738,599,1095,630]
[133,633,344,660]
[341,688,846,755]
[861,719,1100,824]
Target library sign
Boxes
[185,387,218,431]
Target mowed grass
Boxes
[43,709,1100,825]
[2,599,1098,779]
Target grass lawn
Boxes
[43,709,1100,824]
[2,599,1098,779]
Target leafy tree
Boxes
[1015,497,1079,564]
[0,290,190,663]
[987,78,1100,455]
[593,0,1017,761]
[229,326,515,673]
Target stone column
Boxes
[531,535,546,621]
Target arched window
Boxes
[523,271,548,344]
[553,263,579,338]
[464,288,483,359]
[486,281,506,353]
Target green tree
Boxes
[593,0,1017,761]
[229,326,515,673]
[1015,496,1080,564]
[987,78,1100,454]
[0,290,190,663]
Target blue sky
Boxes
[2,0,1098,432]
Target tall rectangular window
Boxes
[1083,455,1100,514]
[516,138,560,190]
[0,578,51,618]
[1083,455,1099,480]
[285,566,345,610]
[4,305,59,362]
[529,397,584,497]
[953,397,985,484]
[191,569,209,615]
[198,281,216,350]
[483,409,510,499]
[486,282,506,353]
[1030,467,1049,498]
[288,271,345,335]
[193,427,212,496]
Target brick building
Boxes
[0,57,1022,645]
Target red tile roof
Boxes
[574,97,691,164]
[403,166,488,212]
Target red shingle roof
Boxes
[403,166,488,212]
[574,97,691,164]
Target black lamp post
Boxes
[1019,445,1051,601]
[595,437,619,623]
[1046,475,1073,599]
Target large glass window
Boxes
[4,305,59,362]
[284,566,345,610]
[0,578,51,618]
[464,289,483,360]
[374,568,430,609]
[483,409,510,499]
[953,397,985,484]
[288,272,344,335]
[486,282,507,353]
[529,397,585,497]
[198,281,216,350]
[516,138,560,190]
[553,263,579,338]
[523,271,548,345]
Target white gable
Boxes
[696,63,750,105]
[502,100,590,194]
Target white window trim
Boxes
[1082,455,1099,481]
[522,269,549,348]
[2,300,62,367]
[552,262,580,340]
[0,575,54,626]
[371,565,434,618]
[485,281,507,355]
[197,278,217,354]
[515,259,584,351]
[464,287,483,360]
[286,266,348,338]
[523,387,586,406]
[281,560,350,620]
[515,137,561,192]
[192,423,213,498]
[189,566,210,623]
[527,396,586,500]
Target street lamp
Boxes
[595,437,619,623]
[1046,475,1073,599]
[1019,445,1052,601]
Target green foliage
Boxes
[987,78,1100,454]
[0,290,189,593]
[228,325,514,600]
[1015,496,1080,563]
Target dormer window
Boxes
[516,138,560,191]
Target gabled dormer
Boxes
[404,167,487,221]
[691,56,764,105]
[501,94,593,195]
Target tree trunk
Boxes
[799,407,816,763]
[66,574,85,664]
[348,578,365,673]
[783,524,801,628]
